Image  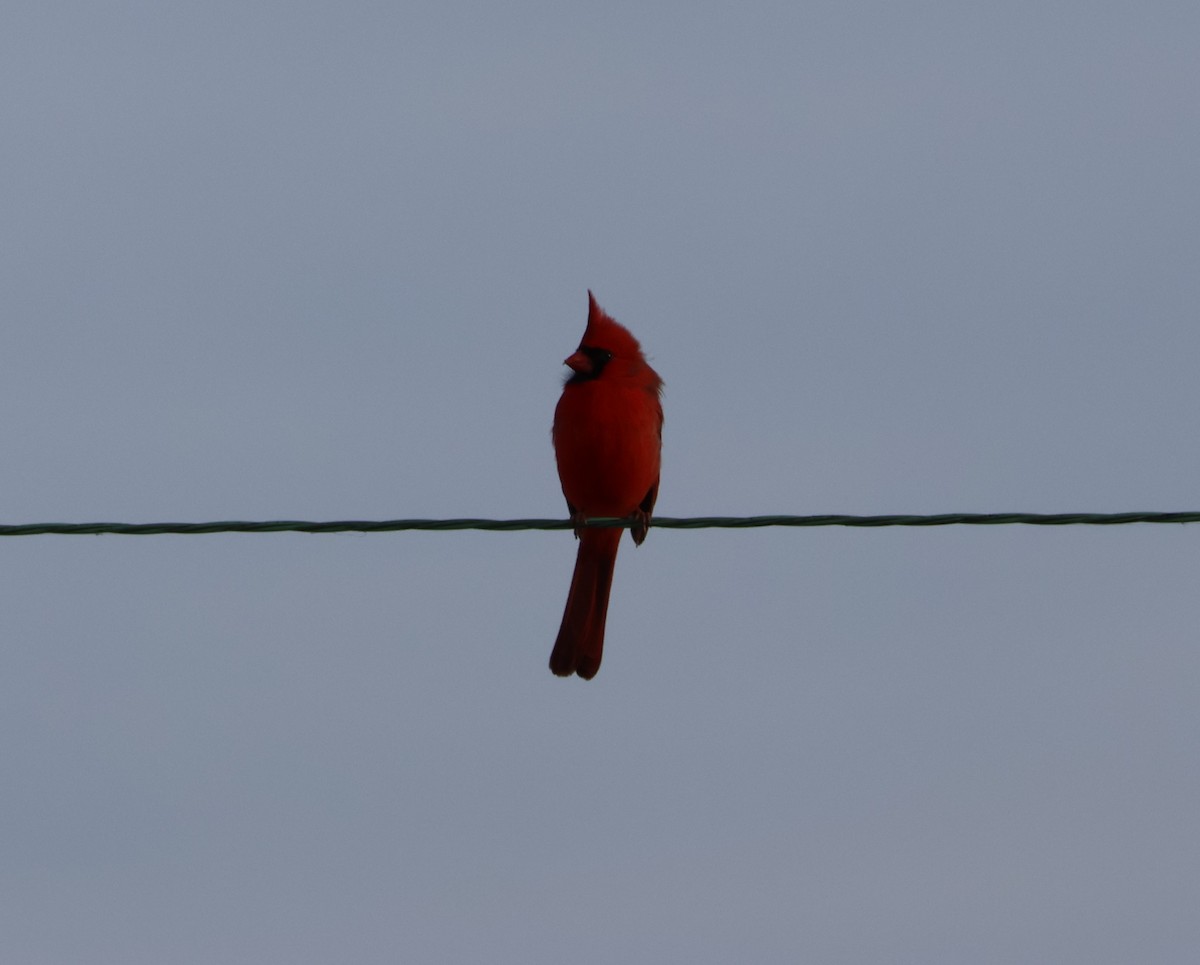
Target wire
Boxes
[2,512,1198,536]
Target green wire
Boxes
[2,512,1198,536]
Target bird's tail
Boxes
[549,527,621,680]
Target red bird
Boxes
[550,292,663,679]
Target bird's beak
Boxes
[563,350,590,374]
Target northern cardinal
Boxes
[550,292,663,679]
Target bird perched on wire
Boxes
[550,292,663,679]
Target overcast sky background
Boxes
[3,3,1199,963]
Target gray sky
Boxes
[3,2,1199,962]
